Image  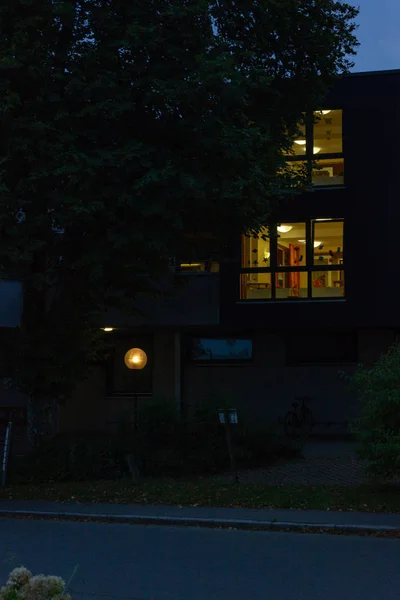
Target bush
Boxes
[0,567,71,600]
[347,344,400,479]
[10,433,128,483]
[10,398,301,483]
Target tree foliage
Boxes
[348,344,400,479]
[0,0,359,420]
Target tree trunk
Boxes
[27,395,59,448]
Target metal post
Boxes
[133,392,138,432]
[218,408,239,485]
[1,421,13,488]
[224,420,239,485]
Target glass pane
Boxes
[275,272,308,299]
[178,260,219,273]
[191,338,252,361]
[242,230,270,268]
[313,220,344,266]
[291,122,306,155]
[313,109,343,154]
[312,270,344,298]
[240,273,272,300]
[277,222,307,267]
[312,158,344,186]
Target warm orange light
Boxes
[124,348,147,370]
[102,327,114,332]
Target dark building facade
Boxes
[4,70,400,436]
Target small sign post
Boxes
[1,421,13,488]
[218,408,239,484]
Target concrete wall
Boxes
[56,327,396,436]
[182,328,394,435]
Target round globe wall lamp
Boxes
[124,348,148,433]
[124,348,148,370]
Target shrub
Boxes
[10,434,128,483]
[347,344,400,479]
[0,567,71,600]
[10,397,301,482]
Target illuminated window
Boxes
[171,233,220,273]
[288,109,344,187]
[241,219,344,301]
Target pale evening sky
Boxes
[352,0,400,72]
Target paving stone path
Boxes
[222,442,370,486]
[233,456,368,486]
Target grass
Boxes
[1,477,400,513]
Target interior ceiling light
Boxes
[298,240,322,248]
[277,225,293,233]
[294,141,321,153]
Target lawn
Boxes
[1,477,400,513]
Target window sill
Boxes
[105,392,154,399]
[236,298,346,304]
[175,271,220,276]
[312,184,346,191]
[286,361,357,367]
[193,362,253,367]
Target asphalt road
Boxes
[1,518,399,600]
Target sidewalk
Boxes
[1,499,400,534]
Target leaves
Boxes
[348,344,400,479]
[0,0,359,409]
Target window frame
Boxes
[240,218,345,302]
[287,109,344,188]
[189,336,253,365]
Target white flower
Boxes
[6,567,32,588]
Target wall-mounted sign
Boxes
[0,280,23,328]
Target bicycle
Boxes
[284,396,315,437]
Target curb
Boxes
[0,509,399,534]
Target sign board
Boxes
[0,280,23,328]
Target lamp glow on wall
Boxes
[124,348,148,370]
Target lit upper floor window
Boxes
[287,110,344,188]
[240,219,344,301]
[170,232,220,273]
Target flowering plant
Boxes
[0,567,71,600]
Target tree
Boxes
[0,0,359,441]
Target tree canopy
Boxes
[0,0,359,420]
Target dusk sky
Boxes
[352,0,400,72]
